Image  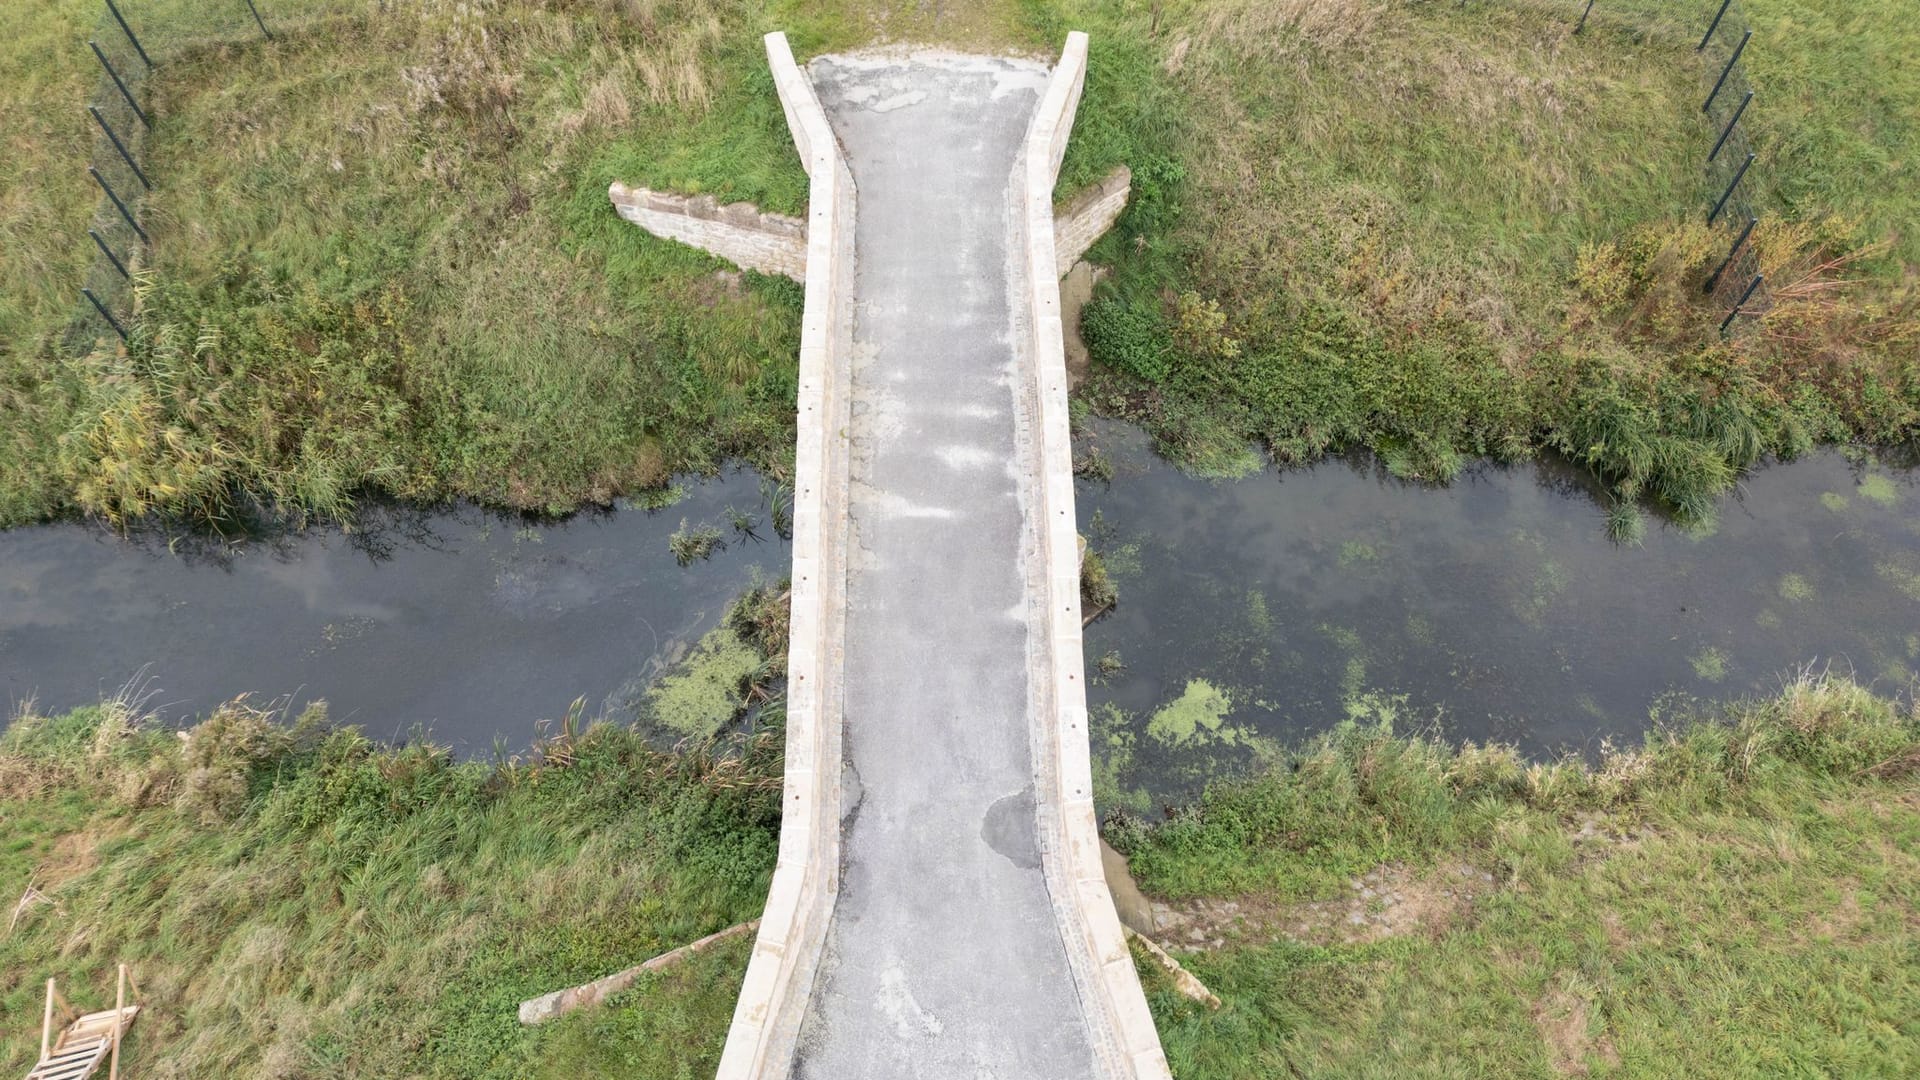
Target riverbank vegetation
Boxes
[1115,671,1920,1075]
[4,0,1912,528]
[3,0,813,529]
[6,673,1911,1074]
[0,694,783,1076]
[1067,0,1919,524]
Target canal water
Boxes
[1076,420,1920,809]
[0,469,787,752]
[3,426,1914,805]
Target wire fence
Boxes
[67,1,366,353]
[76,2,1785,347]
[1694,0,1767,335]
[1564,0,1772,336]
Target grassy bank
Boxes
[1114,672,1920,1076]
[0,698,779,1077]
[0,573,798,1078]
[6,0,1910,529]
[7,671,1911,1075]
[1068,0,1919,523]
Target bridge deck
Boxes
[790,55,1102,1077]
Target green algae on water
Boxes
[1690,646,1730,683]
[1858,473,1899,507]
[1145,679,1237,748]
[1338,540,1379,568]
[1875,560,1920,601]
[1778,573,1816,603]
[644,625,760,738]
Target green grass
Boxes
[0,700,781,1076]
[1614,0,1920,272]
[1067,0,1919,520]
[7,670,1910,1075]
[1114,672,1920,1076]
[0,0,100,348]
[8,0,1910,529]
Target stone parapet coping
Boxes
[714,30,856,1080]
[1014,31,1173,1080]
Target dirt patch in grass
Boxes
[1151,860,1495,949]
[36,828,109,891]
[1532,982,1620,1076]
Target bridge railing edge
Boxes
[715,30,855,1080]
[1017,30,1174,1080]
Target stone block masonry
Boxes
[1054,165,1132,272]
[608,182,809,281]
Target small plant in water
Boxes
[1605,500,1644,545]
[1096,651,1126,680]
[1074,446,1114,483]
[669,519,725,566]
[1081,547,1118,615]
[725,504,762,542]
[761,477,794,541]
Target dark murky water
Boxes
[5,425,1916,798]
[0,470,785,752]
[1077,420,1920,810]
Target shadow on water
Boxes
[1077,418,1920,812]
[0,468,786,753]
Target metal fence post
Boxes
[83,288,129,341]
[104,0,153,70]
[1708,152,1754,224]
[1575,0,1594,34]
[1708,90,1752,163]
[245,0,273,41]
[1720,274,1764,336]
[89,166,148,245]
[1704,29,1751,113]
[90,41,150,129]
[89,229,132,279]
[89,106,150,189]
[1698,0,1735,50]
[1704,216,1757,293]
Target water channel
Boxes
[0,469,786,752]
[1077,420,1919,807]
[3,426,1914,805]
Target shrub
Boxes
[1083,295,1173,383]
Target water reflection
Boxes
[1077,419,1920,809]
[0,470,784,751]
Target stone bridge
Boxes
[612,32,1168,1078]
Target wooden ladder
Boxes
[24,966,140,1080]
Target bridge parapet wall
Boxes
[715,30,855,1080]
[1013,31,1172,1080]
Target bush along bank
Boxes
[1109,672,1920,1077]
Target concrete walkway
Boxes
[791,55,1102,1078]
